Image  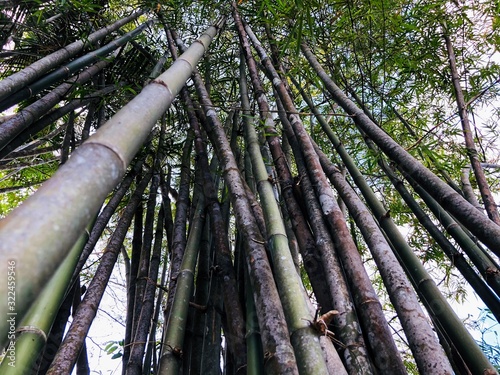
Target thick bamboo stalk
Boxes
[0,20,222,343]
[158,199,205,374]
[45,172,152,374]
[0,10,143,102]
[0,221,92,374]
[301,41,500,256]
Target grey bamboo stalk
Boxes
[278,96,373,375]
[158,199,205,374]
[70,148,151,289]
[239,53,328,375]
[0,220,93,375]
[0,20,222,343]
[300,41,500,256]
[0,10,143,102]
[233,11,332,316]
[46,171,152,374]
[243,21,404,374]
[189,68,299,374]
[443,32,500,225]
[292,66,497,373]
[311,139,453,374]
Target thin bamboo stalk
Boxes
[0,55,117,152]
[443,33,500,225]
[0,20,154,111]
[0,10,143,102]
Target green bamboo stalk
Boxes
[301,41,500,257]
[0,19,223,344]
[0,220,93,374]
[0,20,154,111]
[158,199,205,375]
[0,10,143,102]
[237,51,328,375]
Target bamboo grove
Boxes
[0,0,499,374]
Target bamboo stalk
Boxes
[244,20,404,373]
[0,220,93,374]
[158,199,205,374]
[443,33,500,225]
[0,10,144,102]
[236,45,328,374]
[190,62,299,374]
[297,49,497,372]
[0,20,223,344]
[0,20,154,111]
